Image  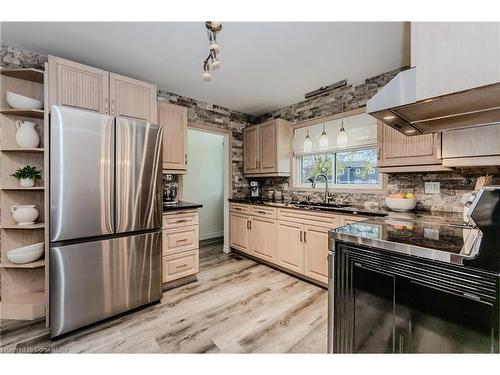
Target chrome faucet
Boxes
[311,173,330,204]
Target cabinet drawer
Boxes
[278,208,340,228]
[162,250,199,283]
[250,205,277,219]
[230,203,251,214]
[163,210,198,228]
[163,225,199,255]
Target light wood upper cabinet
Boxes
[378,122,441,167]
[158,102,187,172]
[441,124,500,167]
[229,212,251,254]
[277,221,304,273]
[48,55,157,123]
[109,73,157,123]
[243,119,291,176]
[243,125,259,174]
[259,121,277,172]
[48,55,109,114]
[414,22,500,101]
[303,225,329,284]
[251,217,277,263]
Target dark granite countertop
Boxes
[330,214,479,266]
[229,198,388,218]
[163,201,203,212]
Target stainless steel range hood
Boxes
[367,68,500,136]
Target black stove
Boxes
[328,186,500,354]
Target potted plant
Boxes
[11,165,42,187]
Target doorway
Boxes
[182,125,231,253]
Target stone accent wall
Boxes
[251,67,500,213]
[157,90,256,198]
[0,43,256,198]
[0,43,47,70]
[256,67,406,124]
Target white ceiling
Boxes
[1,22,410,116]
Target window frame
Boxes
[290,109,387,193]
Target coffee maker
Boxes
[250,181,261,199]
[163,174,178,205]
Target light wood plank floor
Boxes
[0,240,327,353]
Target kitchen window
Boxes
[293,112,382,190]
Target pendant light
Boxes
[319,124,329,150]
[303,130,313,153]
[337,93,349,147]
[337,121,348,147]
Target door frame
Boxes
[183,122,233,253]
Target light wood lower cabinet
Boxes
[162,250,199,283]
[162,209,199,284]
[230,203,363,284]
[303,225,329,284]
[229,212,251,253]
[251,217,277,263]
[277,221,304,273]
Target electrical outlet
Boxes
[424,182,440,194]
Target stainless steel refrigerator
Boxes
[49,105,163,338]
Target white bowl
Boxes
[385,197,417,212]
[7,242,44,264]
[6,91,43,110]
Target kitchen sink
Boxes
[291,202,351,210]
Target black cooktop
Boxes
[331,215,481,266]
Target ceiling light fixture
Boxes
[202,22,222,81]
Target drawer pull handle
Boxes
[256,210,266,214]
[176,238,188,243]
[176,264,189,269]
[174,219,188,223]
[234,207,242,211]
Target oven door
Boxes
[334,242,499,353]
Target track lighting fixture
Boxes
[202,22,222,81]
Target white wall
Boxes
[183,129,225,240]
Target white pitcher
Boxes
[15,120,40,148]
[11,205,39,226]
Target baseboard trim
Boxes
[199,231,224,241]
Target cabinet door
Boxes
[244,126,260,174]
[259,120,277,172]
[277,221,304,273]
[158,102,187,171]
[414,22,500,101]
[304,225,329,283]
[48,55,109,114]
[378,122,441,167]
[109,73,157,123]
[230,212,251,253]
[251,217,277,263]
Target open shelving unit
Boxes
[0,67,47,321]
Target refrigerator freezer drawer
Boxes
[50,105,115,242]
[49,231,161,337]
